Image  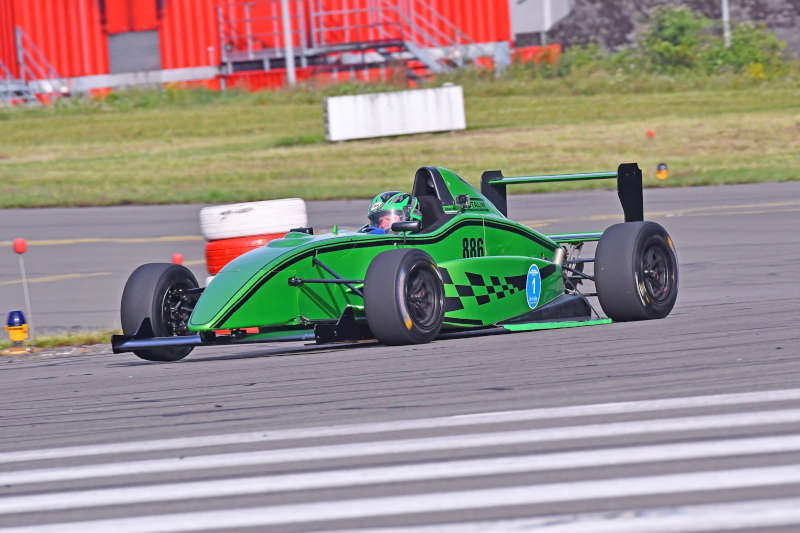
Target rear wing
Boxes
[480,162,643,223]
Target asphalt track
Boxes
[0,182,799,531]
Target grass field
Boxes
[0,330,118,350]
[1,83,798,207]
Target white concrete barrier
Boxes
[199,198,307,241]
[324,85,466,142]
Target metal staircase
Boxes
[14,26,69,99]
[0,60,37,105]
[218,0,481,81]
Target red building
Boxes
[1,0,522,98]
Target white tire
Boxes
[199,198,308,241]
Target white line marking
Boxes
[5,465,800,532]
[3,434,800,514]
[353,498,800,533]
[0,235,202,247]
[4,387,800,464]
[4,407,800,486]
[0,272,110,286]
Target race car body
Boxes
[113,163,678,361]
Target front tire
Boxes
[364,249,444,345]
[595,221,678,321]
[121,263,199,362]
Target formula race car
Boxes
[113,163,678,361]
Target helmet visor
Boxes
[368,209,404,231]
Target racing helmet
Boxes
[367,192,422,231]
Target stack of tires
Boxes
[200,198,308,282]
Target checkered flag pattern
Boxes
[439,268,526,312]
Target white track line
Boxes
[3,434,800,514]
[5,387,800,465]
[4,407,800,486]
[352,498,800,533]
[4,465,800,532]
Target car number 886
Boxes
[462,237,485,258]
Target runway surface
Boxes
[1,181,799,531]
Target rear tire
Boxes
[121,263,199,362]
[364,249,444,345]
[595,221,678,321]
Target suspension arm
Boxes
[562,264,596,282]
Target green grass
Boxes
[0,80,798,207]
[0,330,118,350]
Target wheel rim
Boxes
[405,264,442,330]
[641,243,674,303]
[161,283,195,336]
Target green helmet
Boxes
[367,191,422,231]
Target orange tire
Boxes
[205,233,286,275]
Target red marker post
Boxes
[13,238,34,343]
[646,130,655,178]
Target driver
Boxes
[360,191,422,234]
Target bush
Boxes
[555,43,609,76]
[640,6,712,73]
[637,6,791,77]
[703,22,788,76]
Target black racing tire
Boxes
[364,249,444,345]
[595,221,678,321]
[121,263,199,362]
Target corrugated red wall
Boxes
[104,0,160,33]
[0,0,16,74]
[0,0,217,77]
[1,0,512,80]
[428,0,511,44]
[161,0,219,68]
[0,0,108,78]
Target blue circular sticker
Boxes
[526,264,541,309]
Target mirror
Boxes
[391,221,421,233]
[290,226,314,235]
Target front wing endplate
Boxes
[501,318,612,332]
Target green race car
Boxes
[113,163,678,361]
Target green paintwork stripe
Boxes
[490,171,617,185]
[547,232,603,243]
[502,318,612,332]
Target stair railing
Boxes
[217,0,478,76]
[218,0,308,70]
[375,0,474,67]
[15,26,68,96]
[0,60,14,103]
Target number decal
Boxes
[462,238,485,258]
